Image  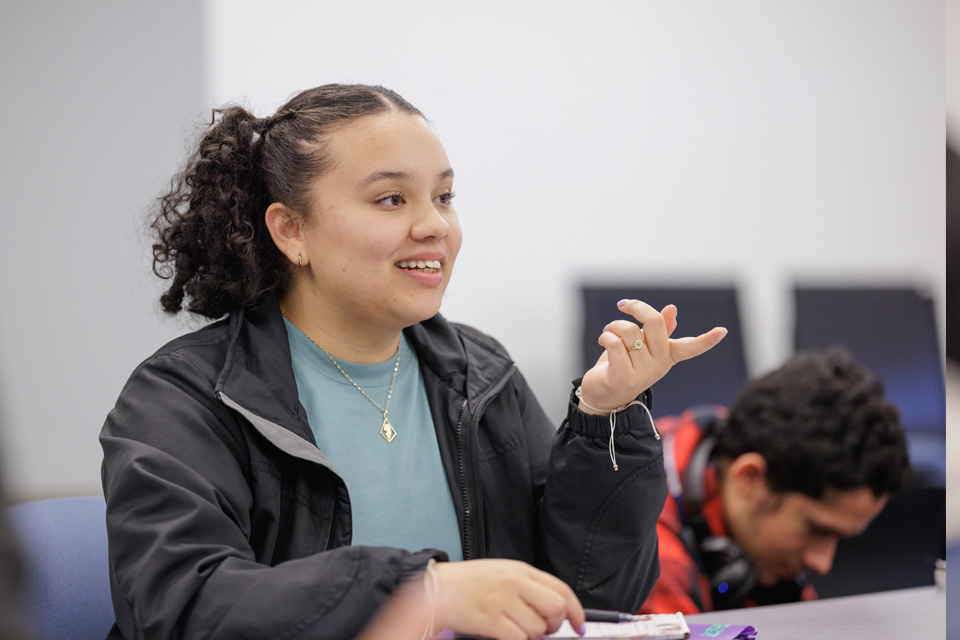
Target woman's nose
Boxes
[411,200,451,240]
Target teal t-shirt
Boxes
[284,318,463,562]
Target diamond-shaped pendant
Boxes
[380,415,397,443]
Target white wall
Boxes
[0,1,204,501]
[0,0,946,501]
[207,1,944,424]
[945,0,960,545]
[949,0,960,146]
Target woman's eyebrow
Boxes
[358,168,455,188]
[357,170,411,188]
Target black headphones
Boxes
[676,430,757,610]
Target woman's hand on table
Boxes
[433,559,585,640]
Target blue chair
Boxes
[6,496,115,640]
[947,541,959,640]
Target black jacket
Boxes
[100,301,667,639]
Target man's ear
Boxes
[727,452,772,507]
[265,202,308,268]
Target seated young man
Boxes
[640,347,911,614]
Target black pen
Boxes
[583,608,640,623]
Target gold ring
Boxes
[626,338,644,351]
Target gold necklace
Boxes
[282,310,401,443]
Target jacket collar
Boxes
[215,298,315,444]
[408,315,515,406]
[213,296,514,442]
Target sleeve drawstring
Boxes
[575,386,659,471]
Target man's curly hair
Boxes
[713,346,911,499]
[150,84,422,319]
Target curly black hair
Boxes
[150,84,423,318]
[712,346,911,499]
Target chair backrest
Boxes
[581,285,748,418]
[793,286,945,486]
[6,496,114,640]
[807,486,945,598]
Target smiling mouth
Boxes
[395,260,441,274]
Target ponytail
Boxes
[151,106,285,317]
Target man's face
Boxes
[725,467,888,586]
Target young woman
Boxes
[100,84,726,640]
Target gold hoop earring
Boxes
[298,254,303,269]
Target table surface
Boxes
[684,586,945,639]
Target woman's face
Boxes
[297,111,461,334]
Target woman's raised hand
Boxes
[432,559,585,640]
[577,300,727,414]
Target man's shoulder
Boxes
[657,405,727,437]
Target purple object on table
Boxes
[687,623,757,640]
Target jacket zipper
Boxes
[455,398,471,559]
[468,404,487,560]
[455,368,516,560]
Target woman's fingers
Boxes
[602,319,644,347]
[527,569,585,632]
[487,614,534,640]
[503,595,554,639]
[432,559,584,639]
[661,304,678,337]
[505,578,579,638]
[617,300,725,363]
[598,330,634,372]
[581,300,728,410]
[602,304,677,354]
[669,327,728,362]
[599,320,645,360]
[616,299,668,356]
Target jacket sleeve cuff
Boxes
[397,549,449,583]
[566,378,654,439]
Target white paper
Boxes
[547,612,690,639]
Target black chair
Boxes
[580,285,748,418]
[807,486,945,598]
[793,286,946,487]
